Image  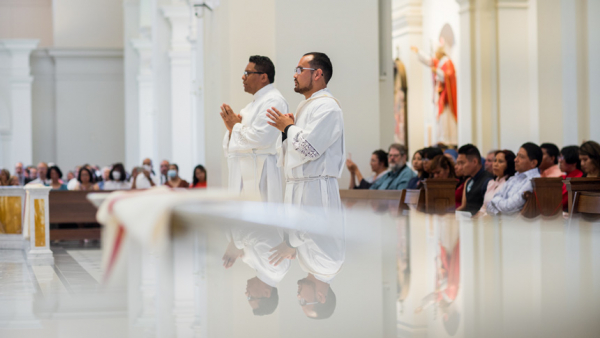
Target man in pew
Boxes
[486,143,542,215]
[26,162,49,185]
[559,145,583,210]
[369,144,416,190]
[540,143,563,178]
[455,144,493,214]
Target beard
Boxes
[390,163,402,172]
[294,78,313,94]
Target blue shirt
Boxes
[369,165,416,190]
[486,168,540,215]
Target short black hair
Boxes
[249,55,275,84]
[303,52,333,84]
[521,142,543,167]
[458,144,482,164]
[423,147,443,160]
[77,167,94,184]
[193,164,207,186]
[252,287,279,316]
[46,166,63,180]
[560,145,580,167]
[310,287,336,320]
[109,163,126,181]
[540,143,560,164]
[372,149,388,168]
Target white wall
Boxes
[31,50,56,163]
[0,0,53,47]
[52,0,124,48]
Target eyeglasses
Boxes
[243,71,265,77]
[295,67,317,75]
[247,295,263,301]
[298,297,319,306]
[388,154,402,158]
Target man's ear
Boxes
[263,287,272,298]
[317,291,326,303]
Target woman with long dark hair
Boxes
[191,165,207,188]
[480,150,516,214]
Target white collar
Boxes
[253,83,274,101]
[309,88,331,100]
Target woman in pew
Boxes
[9,175,20,186]
[46,166,68,190]
[104,163,131,190]
[429,155,457,179]
[559,146,583,211]
[0,169,10,186]
[579,141,600,178]
[407,149,428,189]
[165,164,189,188]
[73,167,100,191]
[191,165,207,188]
[454,156,467,209]
[478,150,515,215]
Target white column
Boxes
[586,0,600,142]
[0,40,38,168]
[393,0,426,154]
[456,0,475,147]
[24,185,53,265]
[162,5,194,181]
[497,0,537,151]
[131,38,158,164]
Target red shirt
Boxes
[562,169,584,211]
[455,180,465,209]
[191,181,207,188]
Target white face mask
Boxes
[143,164,152,172]
[112,171,121,180]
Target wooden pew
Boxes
[399,189,423,211]
[564,178,600,214]
[521,178,563,218]
[49,190,102,240]
[421,179,456,214]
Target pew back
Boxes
[422,179,456,214]
[521,177,563,218]
[564,178,600,214]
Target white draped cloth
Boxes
[229,226,290,287]
[223,84,288,202]
[277,88,345,210]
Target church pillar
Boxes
[393,0,426,154]
[0,40,38,169]
[585,0,599,142]
[162,4,194,181]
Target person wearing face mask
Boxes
[164,164,189,188]
[104,163,131,190]
[132,158,156,189]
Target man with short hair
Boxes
[159,160,169,184]
[539,143,563,177]
[369,144,416,190]
[14,162,25,186]
[27,162,49,185]
[266,52,344,209]
[486,142,542,215]
[559,145,583,210]
[221,55,287,202]
[456,144,494,214]
[25,167,37,184]
[132,158,157,189]
[485,150,496,174]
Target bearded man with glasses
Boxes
[220,55,288,202]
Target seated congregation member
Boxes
[24,166,37,184]
[73,167,100,191]
[486,142,542,215]
[9,175,20,186]
[27,162,50,185]
[454,155,468,209]
[539,143,563,177]
[429,155,457,179]
[96,166,111,190]
[191,165,207,188]
[444,148,458,163]
[579,140,600,178]
[67,165,81,190]
[164,164,189,188]
[132,158,157,189]
[0,169,10,186]
[479,150,516,214]
[346,150,389,189]
[485,150,497,174]
[369,144,416,190]
[46,166,68,190]
[559,146,583,210]
[104,163,131,190]
[456,144,494,214]
[406,149,428,189]
[422,147,444,175]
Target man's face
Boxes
[456,154,478,177]
[29,168,38,179]
[37,163,48,178]
[245,277,270,310]
[294,56,315,94]
[485,153,495,173]
[102,168,111,181]
[160,161,169,175]
[388,148,403,167]
[297,278,318,317]
[242,62,265,95]
[142,158,152,166]
[515,147,536,173]
[540,148,554,171]
[15,163,23,175]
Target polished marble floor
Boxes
[1,202,600,338]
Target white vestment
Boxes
[229,226,290,287]
[223,84,288,202]
[277,88,345,210]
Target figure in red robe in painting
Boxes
[411,45,458,146]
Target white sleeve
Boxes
[417,50,433,67]
[228,98,288,153]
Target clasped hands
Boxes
[220,104,242,132]
[220,104,294,133]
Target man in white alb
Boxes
[221,55,288,202]
[267,52,345,210]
